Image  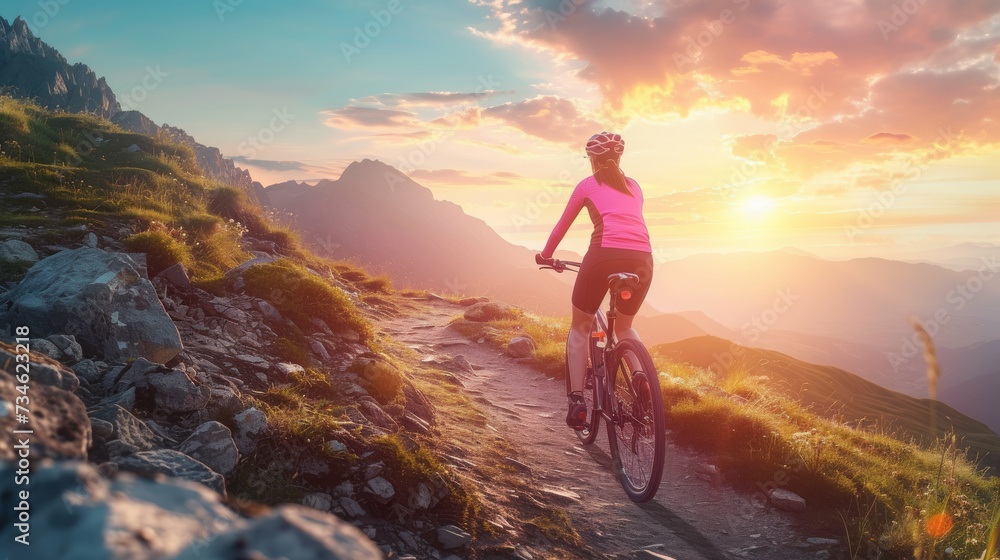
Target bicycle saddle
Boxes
[607,272,640,292]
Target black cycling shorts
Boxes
[572,247,654,316]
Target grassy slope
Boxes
[654,336,1000,472]
[0,96,491,545]
[450,311,1000,558]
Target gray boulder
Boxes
[148,369,210,413]
[45,334,84,364]
[72,359,105,385]
[0,248,183,364]
[178,421,239,476]
[172,504,382,559]
[90,404,159,455]
[156,262,191,288]
[0,461,380,558]
[0,342,79,392]
[428,524,472,550]
[365,477,395,504]
[0,362,90,461]
[768,488,807,512]
[0,239,38,263]
[506,336,537,358]
[233,407,267,454]
[0,461,239,558]
[116,449,226,495]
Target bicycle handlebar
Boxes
[535,254,581,273]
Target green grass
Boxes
[124,230,190,277]
[241,258,372,341]
[449,313,569,377]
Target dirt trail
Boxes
[379,297,816,560]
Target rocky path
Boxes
[379,297,823,560]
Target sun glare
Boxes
[742,195,776,217]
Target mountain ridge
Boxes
[0,14,267,204]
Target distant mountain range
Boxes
[637,251,1000,432]
[654,336,1000,472]
[646,251,1000,350]
[0,15,267,204]
[265,159,573,314]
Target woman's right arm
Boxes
[541,180,587,259]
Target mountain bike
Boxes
[536,257,666,503]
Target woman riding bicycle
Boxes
[536,131,654,430]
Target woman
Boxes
[536,131,654,429]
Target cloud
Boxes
[321,106,421,129]
[481,95,603,144]
[473,0,1000,125]
[863,132,916,144]
[355,90,513,108]
[322,94,603,146]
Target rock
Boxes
[302,492,334,512]
[401,412,432,435]
[148,369,210,413]
[807,537,840,547]
[156,262,190,289]
[364,461,384,480]
[116,449,226,495]
[46,334,84,364]
[82,231,99,248]
[233,407,267,454]
[449,354,475,374]
[0,239,38,263]
[339,497,365,518]
[90,404,159,453]
[207,384,242,412]
[98,386,136,411]
[327,440,348,453]
[365,477,395,504]
[0,248,183,364]
[171,504,382,560]
[127,143,141,152]
[409,482,433,510]
[768,488,807,512]
[72,359,105,385]
[332,480,355,498]
[275,362,305,378]
[26,359,80,392]
[105,358,162,394]
[0,361,90,461]
[0,461,240,558]
[402,381,435,425]
[462,301,520,322]
[358,399,399,431]
[30,337,63,360]
[178,421,240,475]
[256,299,285,322]
[429,524,472,550]
[506,336,537,358]
[635,551,679,560]
[311,340,331,360]
[90,417,114,440]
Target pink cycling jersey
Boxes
[541,175,652,258]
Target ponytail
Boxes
[591,155,632,196]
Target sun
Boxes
[742,195,776,217]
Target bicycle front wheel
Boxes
[605,338,666,503]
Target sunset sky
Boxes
[10,0,1000,260]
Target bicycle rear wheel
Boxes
[605,338,666,503]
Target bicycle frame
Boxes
[589,302,619,425]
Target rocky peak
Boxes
[339,159,433,201]
[0,15,121,118]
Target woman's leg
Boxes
[614,312,640,343]
[566,303,593,393]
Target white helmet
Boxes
[586,131,625,157]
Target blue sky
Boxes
[4,1,999,259]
